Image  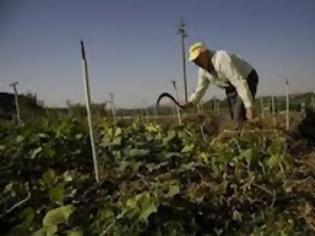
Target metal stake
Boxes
[80,40,100,183]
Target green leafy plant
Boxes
[0,118,314,235]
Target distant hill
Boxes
[0,93,16,119]
[0,92,44,119]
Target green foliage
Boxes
[33,205,75,236]
[0,118,314,235]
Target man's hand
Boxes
[246,107,255,121]
[181,102,194,110]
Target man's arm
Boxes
[187,69,210,105]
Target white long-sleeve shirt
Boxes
[188,50,255,108]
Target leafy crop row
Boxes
[0,118,314,235]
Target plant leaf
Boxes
[49,184,64,204]
[67,230,83,236]
[42,169,57,186]
[42,205,75,227]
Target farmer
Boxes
[183,42,259,126]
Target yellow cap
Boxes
[188,42,207,61]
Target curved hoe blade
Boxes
[156,92,184,109]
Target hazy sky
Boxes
[1,0,314,108]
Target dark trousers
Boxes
[225,70,259,125]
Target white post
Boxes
[172,80,182,125]
[80,41,100,183]
[285,78,290,131]
[9,82,21,125]
[110,93,117,129]
[271,95,276,127]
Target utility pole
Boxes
[80,40,100,183]
[9,82,21,125]
[285,78,290,131]
[110,92,117,129]
[172,80,182,125]
[177,18,188,103]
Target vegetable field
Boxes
[1,117,315,235]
